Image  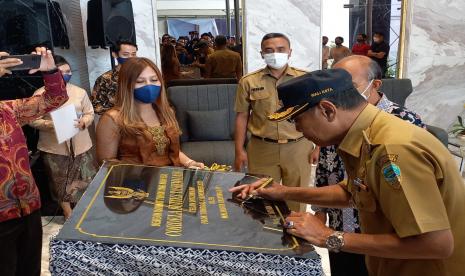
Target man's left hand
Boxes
[285,211,333,248]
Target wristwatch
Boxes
[325,231,345,252]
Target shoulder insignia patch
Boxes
[382,163,402,189]
[376,154,399,167]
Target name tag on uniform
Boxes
[250,87,265,93]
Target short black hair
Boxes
[53,55,69,67]
[112,40,138,53]
[322,36,328,40]
[214,35,227,47]
[320,86,366,110]
[261,33,291,48]
[201,33,211,38]
[335,36,344,43]
[194,40,209,49]
[373,32,384,37]
[357,33,367,39]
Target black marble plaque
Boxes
[57,163,318,259]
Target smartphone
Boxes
[0,54,41,71]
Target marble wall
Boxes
[403,0,465,129]
[78,0,160,89]
[243,0,321,73]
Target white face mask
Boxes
[360,79,374,100]
[263,53,289,69]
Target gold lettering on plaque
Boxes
[165,171,183,237]
[215,186,229,219]
[188,187,196,213]
[208,196,216,204]
[197,180,209,224]
[151,174,168,227]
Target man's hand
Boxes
[29,47,56,74]
[234,149,248,172]
[229,178,286,201]
[309,146,320,165]
[314,211,327,224]
[0,52,22,77]
[285,212,333,248]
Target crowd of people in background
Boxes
[160,31,243,82]
[322,32,390,77]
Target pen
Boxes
[244,177,274,202]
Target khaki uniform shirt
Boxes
[235,66,307,140]
[205,49,242,79]
[337,104,465,276]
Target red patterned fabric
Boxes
[0,71,68,222]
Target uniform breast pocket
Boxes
[355,190,377,213]
[249,89,272,101]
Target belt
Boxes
[252,135,304,144]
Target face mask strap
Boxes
[361,79,374,100]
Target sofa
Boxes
[168,83,237,166]
[381,78,448,147]
[166,78,237,88]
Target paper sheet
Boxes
[50,104,79,144]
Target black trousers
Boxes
[329,251,368,276]
[0,210,42,276]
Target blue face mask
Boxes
[117,57,129,65]
[134,85,161,103]
[62,74,72,83]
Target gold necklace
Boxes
[147,125,169,155]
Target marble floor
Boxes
[41,216,64,276]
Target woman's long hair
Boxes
[160,44,180,78]
[115,57,180,136]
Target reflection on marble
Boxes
[78,0,160,88]
[244,0,321,73]
[404,0,465,129]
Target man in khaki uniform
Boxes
[231,69,465,275]
[234,33,314,211]
[205,35,242,79]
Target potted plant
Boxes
[451,115,465,141]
